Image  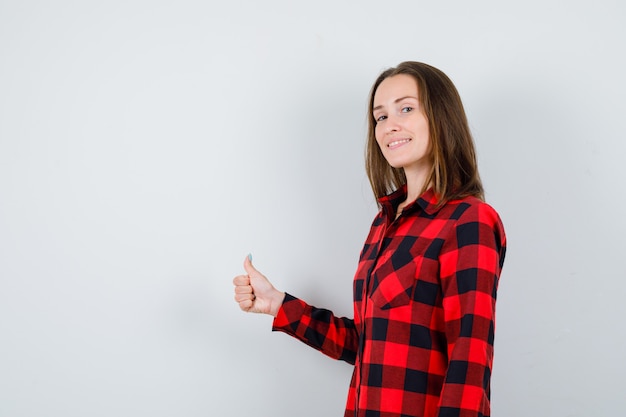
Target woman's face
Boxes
[372,74,431,175]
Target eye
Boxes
[401,106,413,113]
[375,115,387,122]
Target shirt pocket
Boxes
[369,245,418,310]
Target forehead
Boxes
[373,74,419,105]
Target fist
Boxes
[233,255,285,316]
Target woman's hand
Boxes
[233,255,285,317]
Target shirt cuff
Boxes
[272,293,305,333]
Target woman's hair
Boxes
[365,61,484,207]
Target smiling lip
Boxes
[387,138,411,149]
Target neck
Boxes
[403,166,431,203]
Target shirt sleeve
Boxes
[272,293,359,365]
[437,202,507,416]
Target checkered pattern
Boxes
[273,187,506,417]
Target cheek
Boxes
[417,118,430,138]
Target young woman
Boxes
[233,61,507,417]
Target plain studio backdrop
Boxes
[1,1,625,416]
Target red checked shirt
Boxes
[272,186,506,417]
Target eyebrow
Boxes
[372,96,419,112]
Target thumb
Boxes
[243,254,258,276]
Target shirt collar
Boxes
[378,185,442,218]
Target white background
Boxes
[1,1,625,416]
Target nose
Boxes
[386,115,400,133]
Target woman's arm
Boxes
[273,294,358,365]
[437,202,507,416]
[233,255,358,364]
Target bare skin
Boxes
[233,256,285,317]
[374,75,433,218]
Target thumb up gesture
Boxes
[233,255,285,317]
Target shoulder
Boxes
[439,196,506,248]
[444,196,504,228]
[438,197,507,270]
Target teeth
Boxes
[388,139,411,147]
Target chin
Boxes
[385,159,410,169]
